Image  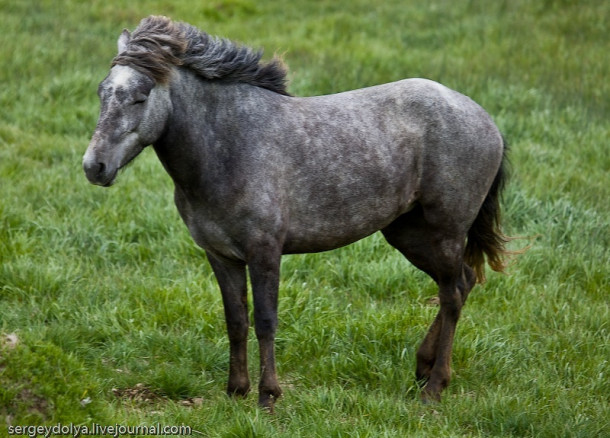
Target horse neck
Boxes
[152,69,276,192]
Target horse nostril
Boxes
[83,159,109,184]
[84,161,103,175]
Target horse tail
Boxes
[464,136,513,283]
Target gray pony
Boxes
[84,16,513,411]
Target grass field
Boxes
[1,0,608,436]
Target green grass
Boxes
[1,0,608,436]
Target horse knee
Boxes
[226,319,249,341]
[254,314,278,340]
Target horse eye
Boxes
[133,94,148,105]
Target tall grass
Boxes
[1,0,608,436]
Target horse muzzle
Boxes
[83,159,118,187]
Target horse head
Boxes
[83,31,172,186]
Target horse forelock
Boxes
[111,15,289,94]
[112,16,186,83]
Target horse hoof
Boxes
[258,396,276,414]
[227,383,251,398]
[420,388,442,404]
[421,394,441,404]
[416,371,431,387]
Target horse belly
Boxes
[280,138,421,253]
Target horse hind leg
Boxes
[382,206,476,402]
[419,268,475,402]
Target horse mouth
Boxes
[91,172,117,187]
[100,176,117,187]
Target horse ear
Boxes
[117,29,131,54]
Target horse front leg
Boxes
[248,245,283,412]
[207,252,251,398]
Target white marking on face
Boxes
[82,144,96,168]
[109,65,137,89]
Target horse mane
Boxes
[112,16,290,95]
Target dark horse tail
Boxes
[464,137,513,283]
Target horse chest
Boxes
[174,190,245,260]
